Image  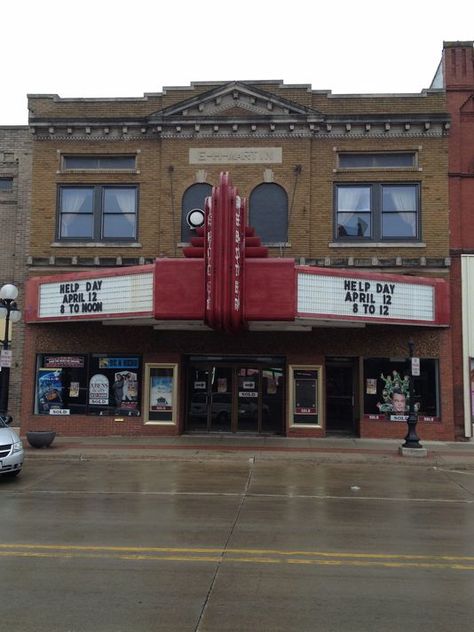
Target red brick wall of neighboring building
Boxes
[444,41,474,439]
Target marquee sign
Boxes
[297,268,449,326]
[25,267,154,322]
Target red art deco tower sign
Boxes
[204,173,245,332]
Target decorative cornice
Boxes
[27,255,450,269]
[30,120,449,141]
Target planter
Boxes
[26,430,56,449]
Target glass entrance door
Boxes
[209,366,232,432]
[325,361,356,434]
[186,359,285,434]
[237,368,260,432]
[188,365,232,432]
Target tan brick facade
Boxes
[28,83,449,269]
[22,81,454,440]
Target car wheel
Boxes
[3,470,21,478]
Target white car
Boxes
[0,415,24,478]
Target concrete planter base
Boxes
[26,431,57,449]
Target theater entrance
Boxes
[185,356,285,434]
[325,357,358,435]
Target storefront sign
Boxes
[189,148,282,164]
[411,357,420,376]
[44,356,85,368]
[298,271,438,324]
[36,272,153,320]
[0,350,12,368]
[49,409,70,415]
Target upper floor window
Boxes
[335,183,420,241]
[58,185,137,241]
[338,153,416,169]
[62,155,136,171]
[249,183,288,244]
[181,183,212,242]
[0,177,13,192]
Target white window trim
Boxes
[288,364,324,429]
[144,363,179,425]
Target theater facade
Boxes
[21,79,455,439]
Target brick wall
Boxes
[20,322,453,439]
[29,135,449,263]
[0,127,32,423]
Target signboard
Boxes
[411,357,420,376]
[44,356,85,368]
[298,271,437,324]
[189,147,282,164]
[0,350,12,368]
[36,272,153,320]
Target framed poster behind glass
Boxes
[145,364,178,424]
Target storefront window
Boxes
[35,354,142,416]
[363,357,439,419]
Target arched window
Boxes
[249,183,288,244]
[181,183,212,243]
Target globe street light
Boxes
[0,283,22,418]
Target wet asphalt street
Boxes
[1,457,474,631]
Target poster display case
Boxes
[145,363,178,424]
[289,365,323,427]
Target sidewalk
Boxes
[22,434,474,468]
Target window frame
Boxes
[34,353,143,416]
[180,183,213,244]
[57,184,139,243]
[337,152,417,170]
[288,365,323,428]
[363,357,439,420]
[334,182,421,243]
[249,182,289,246]
[144,363,179,425]
[0,177,14,192]
[61,155,137,172]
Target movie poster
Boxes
[150,375,173,411]
[37,368,64,414]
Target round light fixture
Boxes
[186,208,205,229]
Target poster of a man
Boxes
[377,371,410,417]
[392,390,407,413]
[111,371,138,409]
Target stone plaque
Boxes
[189,147,282,164]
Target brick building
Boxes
[0,127,32,424]
[439,41,474,440]
[21,80,454,439]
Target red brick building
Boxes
[21,79,454,439]
[440,41,474,440]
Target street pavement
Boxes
[21,433,474,468]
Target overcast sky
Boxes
[2,0,473,125]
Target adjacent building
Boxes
[438,41,474,440]
[0,127,31,423]
[21,79,454,439]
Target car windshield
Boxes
[0,416,10,429]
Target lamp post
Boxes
[0,283,22,418]
[403,337,422,449]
